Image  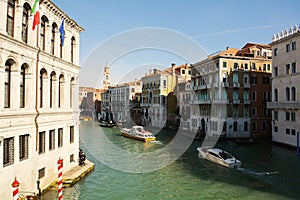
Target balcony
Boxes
[243,83,250,88]
[233,99,240,104]
[222,82,229,88]
[213,82,219,88]
[193,99,212,105]
[243,99,251,104]
[233,82,240,88]
[267,101,300,109]
[214,99,229,104]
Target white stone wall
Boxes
[0,0,83,199]
[271,31,300,146]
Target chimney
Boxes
[226,46,229,50]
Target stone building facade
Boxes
[0,0,83,199]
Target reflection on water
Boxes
[42,121,300,200]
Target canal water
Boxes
[42,121,300,199]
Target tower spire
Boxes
[103,62,110,90]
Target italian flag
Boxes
[32,0,40,30]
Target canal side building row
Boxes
[0,0,83,199]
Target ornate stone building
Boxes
[0,0,83,199]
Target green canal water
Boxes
[42,121,300,199]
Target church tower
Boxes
[103,63,110,89]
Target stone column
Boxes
[0,0,7,34]
[14,4,23,41]
[10,68,20,110]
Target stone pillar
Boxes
[0,63,4,109]
[11,68,20,110]
[14,4,23,41]
[0,0,7,34]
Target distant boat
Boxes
[121,126,156,142]
[99,111,116,128]
[232,138,254,144]
[197,147,242,169]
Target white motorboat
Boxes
[197,147,242,169]
[121,126,156,142]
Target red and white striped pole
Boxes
[57,158,63,200]
[12,177,20,200]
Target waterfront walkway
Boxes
[63,160,94,187]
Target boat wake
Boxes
[150,140,163,145]
[237,167,279,176]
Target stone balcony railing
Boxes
[267,101,300,109]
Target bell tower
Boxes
[103,63,110,89]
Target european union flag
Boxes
[59,18,65,46]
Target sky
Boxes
[52,0,300,88]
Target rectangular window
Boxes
[70,154,75,163]
[58,128,63,148]
[234,63,238,69]
[38,168,45,179]
[263,64,266,71]
[19,134,29,161]
[244,106,249,117]
[274,126,278,132]
[252,108,257,116]
[244,63,248,70]
[286,129,290,135]
[38,131,45,154]
[291,112,296,121]
[233,106,238,117]
[252,121,257,132]
[49,130,55,151]
[286,44,290,52]
[274,111,278,120]
[267,64,271,71]
[286,112,290,121]
[274,48,278,56]
[291,129,296,136]
[291,62,296,74]
[163,80,167,88]
[70,126,74,144]
[292,41,296,51]
[262,121,267,131]
[223,62,227,68]
[252,63,256,70]
[3,137,14,167]
[274,67,278,77]
[286,64,290,75]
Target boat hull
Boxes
[121,132,156,142]
[197,148,241,169]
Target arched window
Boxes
[244,121,248,132]
[59,74,64,108]
[233,121,238,132]
[274,89,278,102]
[5,60,14,108]
[7,0,15,37]
[40,69,47,108]
[233,73,238,83]
[71,37,75,63]
[40,16,48,51]
[286,87,290,101]
[70,77,75,108]
[291,87,296,101]
[22,3,31,43]
[51,23,57,55]
[50,72,56,108]
[20,64,28,108]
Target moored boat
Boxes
[197,147,242,169]
[121,126,156,142]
